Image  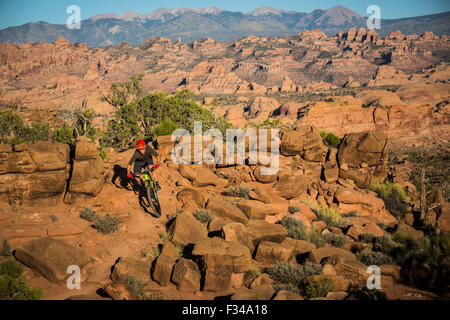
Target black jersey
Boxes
[128,143,159,166]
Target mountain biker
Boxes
[127,139,161,190]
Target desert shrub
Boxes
[80,207,99,222]
[303,278,334,299]
[373,235,395,254]
[0,111,50,144]
[152,118,178,137]
[123,274,145,300]
[98,148,108,161]
[1,239,12,257]
[323,233,348,248]
[193,209,215,224]
[315,205,347,228]
[342,210,360,217]
[266,262,323,296]
[357,251,396,266]
[54,123,75,145]
[280,217,325,247]
[0,258,43,300]
[266,262,322,285]
[288,205,301,214]
[150,246,161,259]
[369,179,410,219]
[159,232,170,242]
[93,214,121,234]
[247,268,261,283]
[148,292,167,300]
[359,233,376,243]
[101,76,231,151]
[324,133,341,148]
[224,185,251,199]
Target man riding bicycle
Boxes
[127,139,161,190]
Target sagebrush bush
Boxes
[373,235,395,254]
[356,252,396,266]
[280,217,325,247]
[303,278,335,299]
[80,207,99,222]
[324,133,341,148]
[323,233,349,248]
[369,179,410,219]
[266,262,323,286]
[315,205,347,228]
[93,214,121,234]
[123,274,146,300]
[0,258,43,300]
[359,233,376,243]
[288,205,301,214]
[224,185,251,199]
[193,209,215,224]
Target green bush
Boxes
[324,133,341,148]
[266,262,322,286]
[323,233,348,248]
[369,179,410,219]
[0,111,50,145]
[93,214,121,234]
[266,262,323,296]
[123,274,146,300]
[0,258,43,300]
[80,207,99,222]
[359,233,376,243]
[54,123,75,145]
[373,235,395,254]
[101,76,231,151]
[315,205,347,228]
[224,185,251,199]
[280,217,325,247]
[303,278,334,299]
[357,251,396,266]
[98,148,108,161]
[342,210,360,217]
[288,206,301,214]
[153,118,178,137]
[193,209,215,224]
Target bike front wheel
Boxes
[146,186,161,218]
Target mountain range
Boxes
[0,5,449,47]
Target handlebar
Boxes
[128,164,160,179]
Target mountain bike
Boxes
[128,165,161,217]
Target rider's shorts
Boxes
[133,158,154,175]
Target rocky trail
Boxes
[1,125,448,300]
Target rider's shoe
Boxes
[156,181,161,191]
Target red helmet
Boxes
[136,139,146,150]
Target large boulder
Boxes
[168,212,208,247]
[206,195,249,224]
[274,173,309,199]
[14,237,90,283]
[254,241,294,264]
[111,256,151,284]
[247,220,288,248]
[171,258,201,291]
[69,137,105,196]
[280,126,327,162]
[0,142,70,200]
[337,131,388,187]
[192,238,253,292]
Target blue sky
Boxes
[0,0,449,29]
